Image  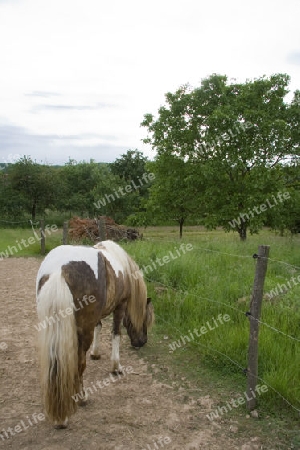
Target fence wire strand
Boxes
[143,237,300,271]
[153,310,300,415]
[145,275,300,344]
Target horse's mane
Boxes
[125,255,148,333]
[95,241,148,332]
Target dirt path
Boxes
[0,258,278,450]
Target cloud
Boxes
[25,91,61,98]
[33,102,116,112]
[0,0,299,167]
[0,123,127,164]
[287,52,300,66]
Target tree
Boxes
[145,154,204,237]
[111,149,147,180]
[110,149,152,197]
[110,149,155,222]
[56,159,103,216]
[0,169,24,220]
[142,74,300,240]
[91,163,141,223]
[7,156,58,220]
[266,163,300,234]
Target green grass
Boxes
[0,225,64,258]
[123,227,300,419]
[1,224,300,424]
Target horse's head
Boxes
[123,297,154,348]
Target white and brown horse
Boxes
[36,240,154,428]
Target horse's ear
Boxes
[147,297,152,304]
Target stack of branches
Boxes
[68,216,140,242]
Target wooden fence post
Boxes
[62,221,68,244]
[97,217,106,241]
[246,245,270,410]
[40,219,45,255]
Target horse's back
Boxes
[94,240,132,277]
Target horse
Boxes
[35,240,154,429]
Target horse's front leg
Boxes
[90,321,102,360]
[111,302,126,374]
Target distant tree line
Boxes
[0,150,152,226]
[1,73,300,240]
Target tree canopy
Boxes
[142,73,300,239]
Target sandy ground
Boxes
[0,257,279,450]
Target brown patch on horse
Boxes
[99,258,129,318]
[37,274,50,294]
[112,301,127,335]
[61,252,107,354]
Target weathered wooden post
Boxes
[40,219,45,255]
[246,245,270,410]
[62,221,68,244]
[97,217,106,241]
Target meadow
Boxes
[125,227,300,417]
[1,224,299,420]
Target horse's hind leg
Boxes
[111,303,126,374]
[77,345,88,406]
[77,329,94,406]
[90,321,102,360]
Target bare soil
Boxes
[0,257,287,450]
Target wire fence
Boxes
[0,219,41,225]
[141,237,300,415]
[151,306,300,414]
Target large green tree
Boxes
[142,74,300,240]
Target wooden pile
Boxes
[68,216,140,242]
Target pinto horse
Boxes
[36,240,154,428]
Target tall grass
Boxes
[124,228,300,416]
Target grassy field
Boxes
[0,224,64,258]
[124,227,300,418]
[1,224,300,423]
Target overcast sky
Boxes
[0,0,299,166]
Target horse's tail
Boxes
[36,271,79,425]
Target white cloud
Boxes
[0,0,299,164]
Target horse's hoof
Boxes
[90,354,101,360]
[78,399,88,407]
[113,371,123,376]
[54,423,68,429]
[111,366,124,376]
[78,391,89,406]
[54,418,68,429]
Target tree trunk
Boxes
[179,218,184,239]
[238,223,247,241]
[31,202,36,221]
